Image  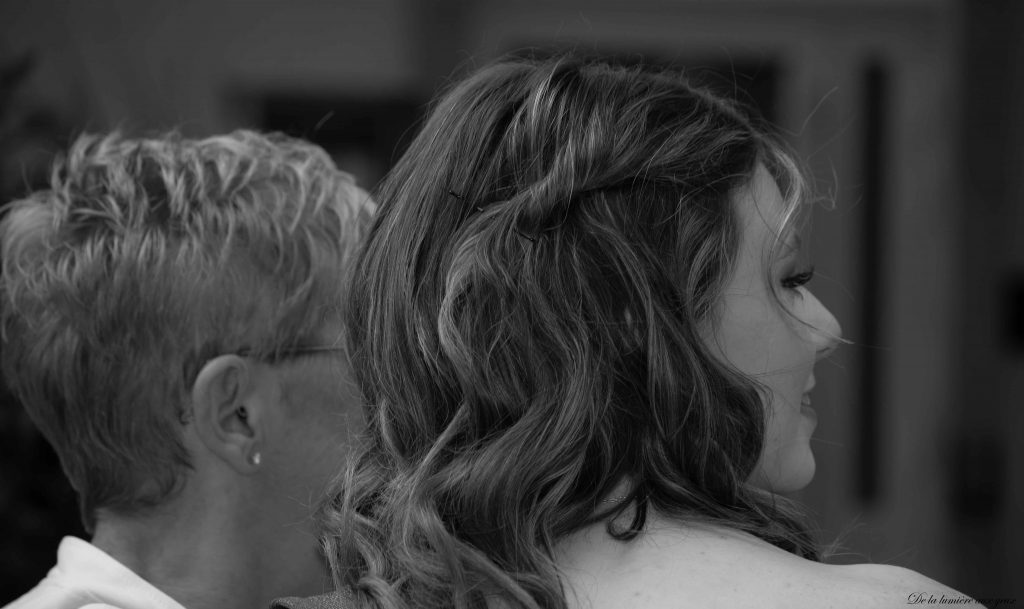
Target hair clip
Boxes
[513,228,537,243]
[450,188,537,244]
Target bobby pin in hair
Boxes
[450,189,537,243]
[514,227,537,243]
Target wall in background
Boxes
[958,0,1024,597]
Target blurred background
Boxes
[0,0,1020,604]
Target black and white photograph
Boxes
[0,1,1021,608]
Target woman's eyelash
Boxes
[781,266,815,289]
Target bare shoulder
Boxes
[827,563,978,608]
[556,520,975,609]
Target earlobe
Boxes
[191,355,265,474]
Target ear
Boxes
[190,354,272,475]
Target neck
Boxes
[91,504,260,609]
[90,489,328,609]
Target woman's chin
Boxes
[750,453,816,494]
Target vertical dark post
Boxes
[858,59,886,503]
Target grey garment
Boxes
[271,591,354,609]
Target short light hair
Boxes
[0,130,373,530]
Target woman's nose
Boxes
[800,288,842,360]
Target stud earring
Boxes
[250,452,261,466]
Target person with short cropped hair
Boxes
[1,130,373,609]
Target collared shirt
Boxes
[3,537,186,609]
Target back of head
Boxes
[0,130,372,531]
[330,54,813,609]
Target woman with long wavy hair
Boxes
[316,54,967,609]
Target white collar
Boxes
[49,537,187,609]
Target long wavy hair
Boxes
[321,55,817,609]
